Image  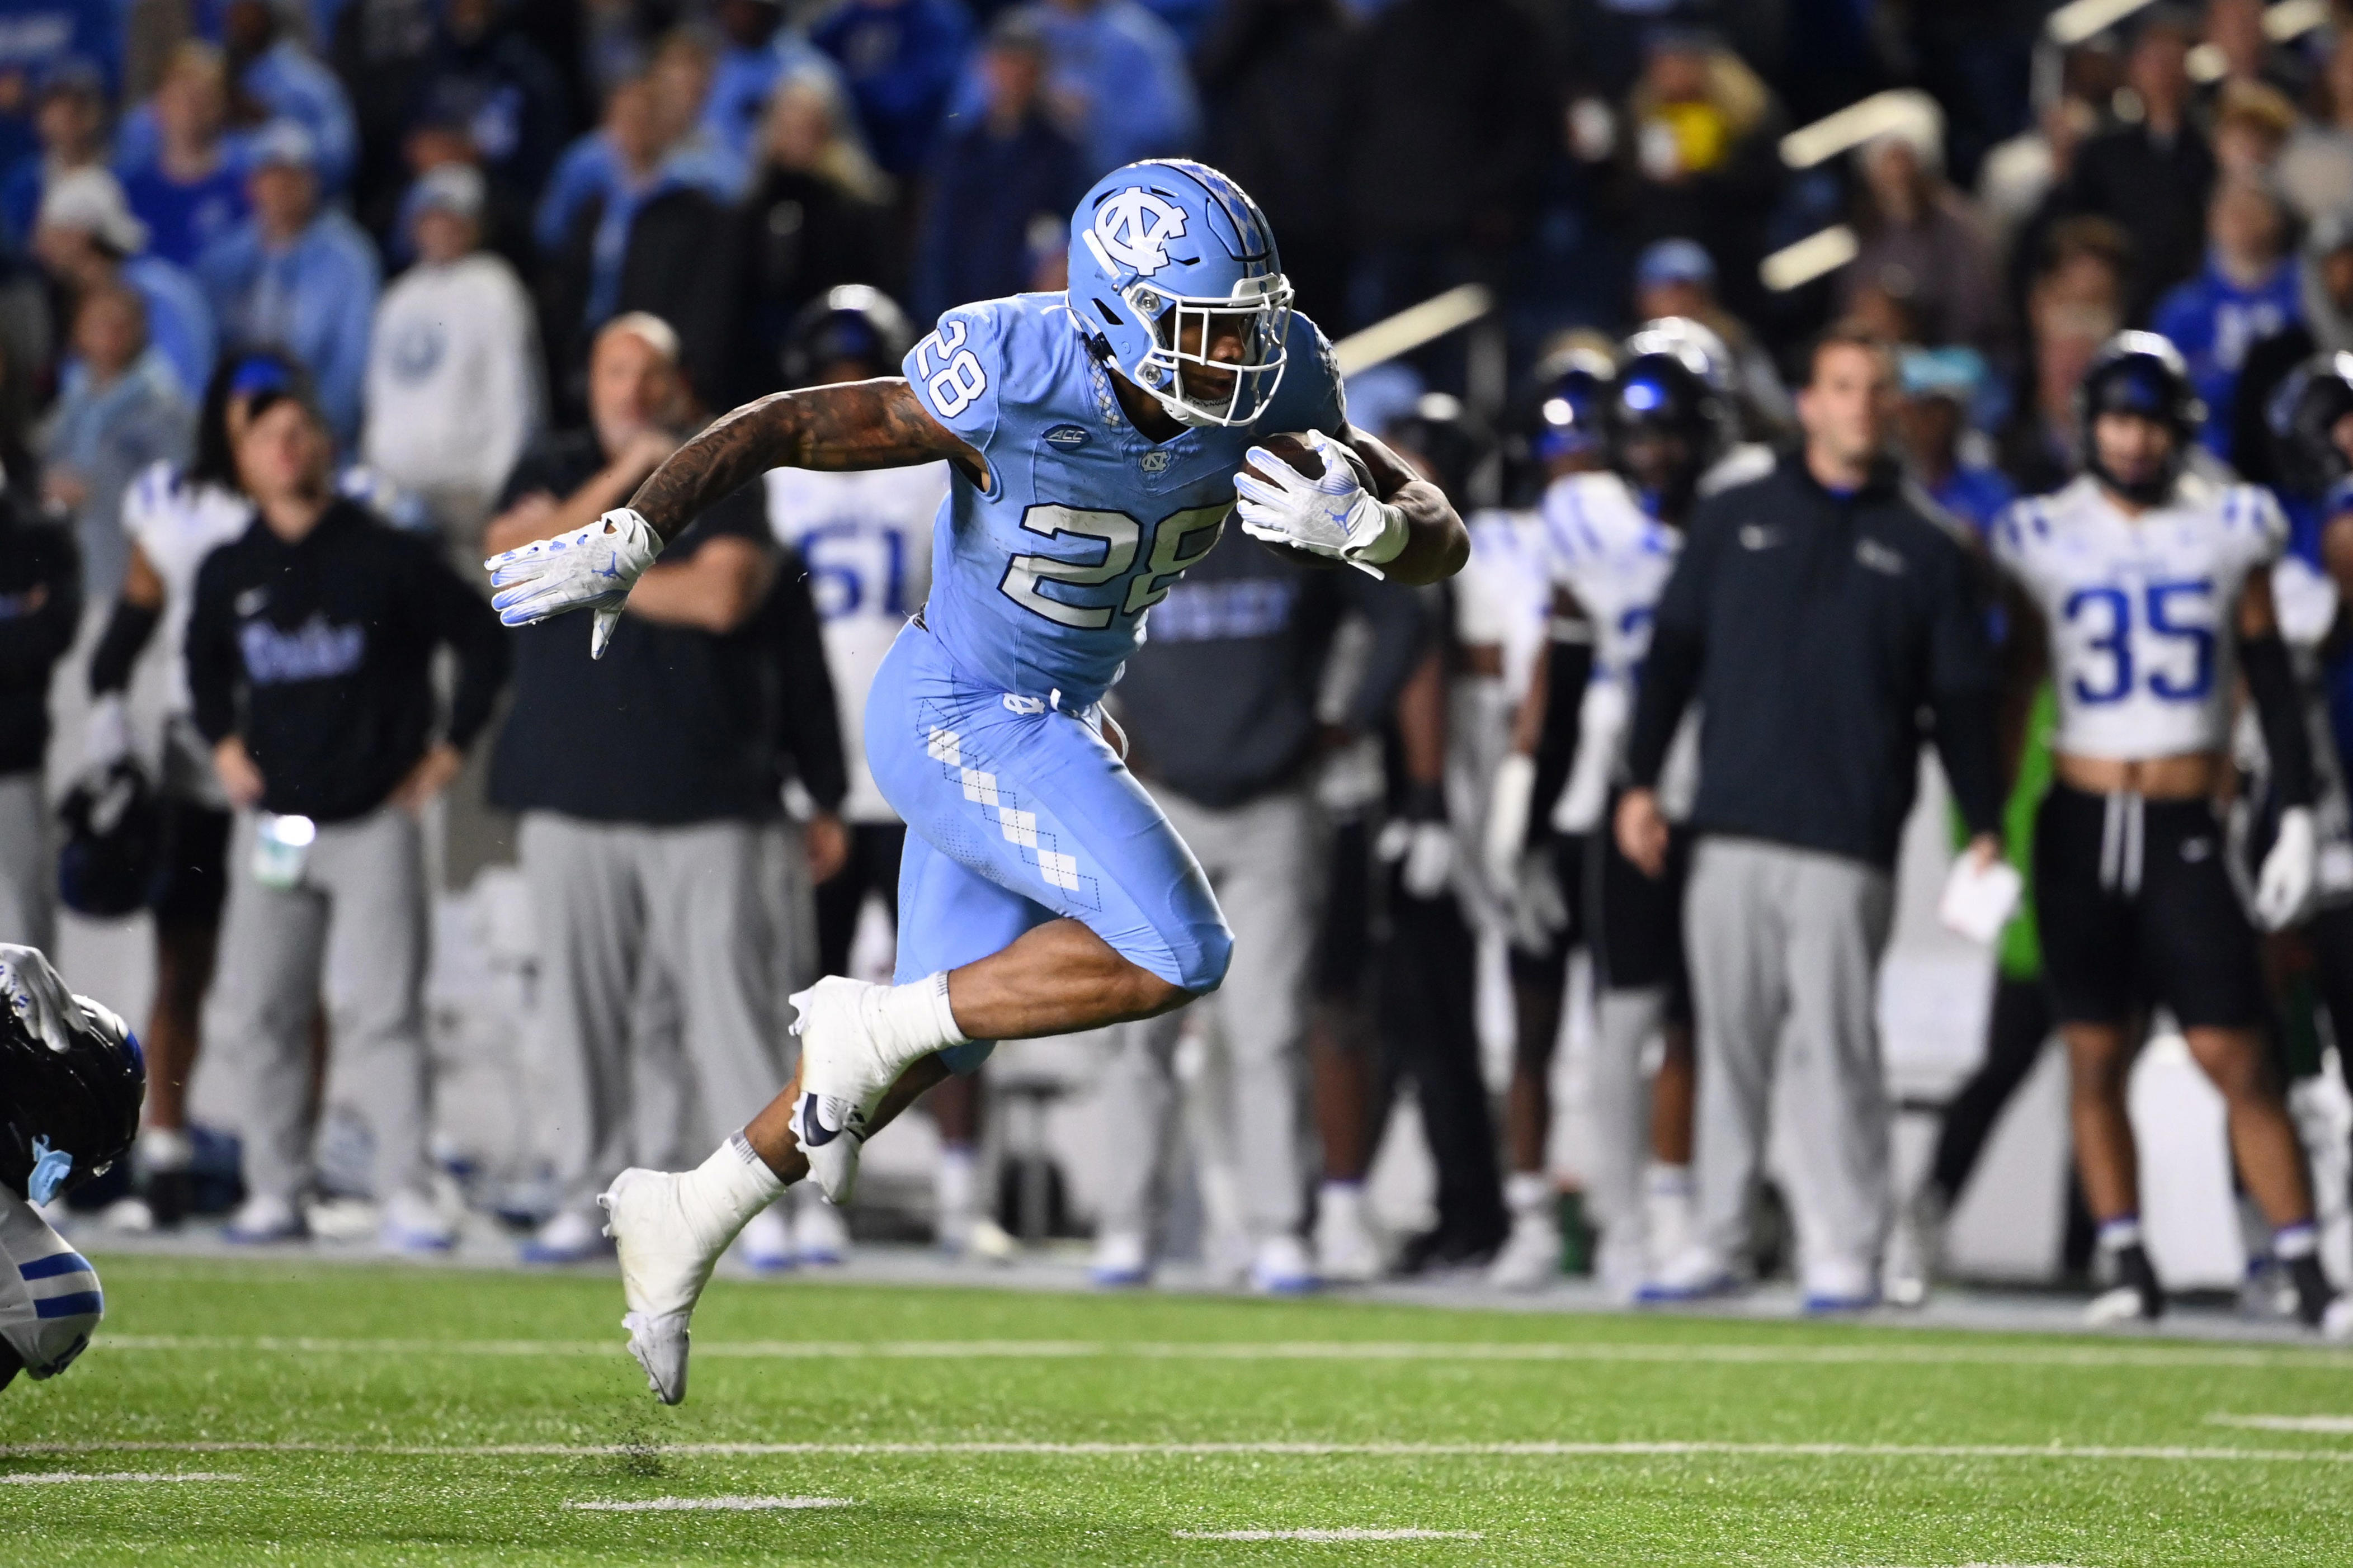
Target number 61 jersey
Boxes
[1993,472,2286,760]
[900,291,1345,707]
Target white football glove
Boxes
[0,944,90,1055]
[1234,429,1408,574]
[83,692,130,771]
[1379,817,1456,899]
[1484,752,1537,892]
[2256,806,2318,932]
[485,508,662,659]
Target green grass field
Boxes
[6,1255,2353,1564]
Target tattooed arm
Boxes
[629,379,987,542]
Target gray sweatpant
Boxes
[0,772,50,952]
[520,813,784,1221]
[1684,837,1895,1277]
[203,806,432,1205]
[1097,786,1321,1243]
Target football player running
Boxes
[0,943,143,1391]
[1991,333,2349,1335]
[486,160,1469,1402]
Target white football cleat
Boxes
[1249,1234,1318,1295]
[2083,1284,2157,1326]
[733,1205,795,1274]
[1487,1211,1563,1292]
[791,1191,851,1265]
[789,979,902,1204]
[1880,1187,1944,1310]
[2323,1294,2353,1343]
[599,1168,730,1405]
[1314,1194,1384,1284]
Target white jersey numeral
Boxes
[999,506,1142,630]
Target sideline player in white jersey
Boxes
[759,287,1001,1255]
[1992,332,2348,1335]
[1484,322,1741,1295]
[80,353,291,1226]
[0,943,143,1392]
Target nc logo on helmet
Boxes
[1090,188,1187,277]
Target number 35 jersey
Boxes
[1993,472,2285,761]
[900,291,1346,706]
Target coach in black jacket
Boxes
[0,497,78,951]
[186,386,508,1248]
[1616,324,2002,1310]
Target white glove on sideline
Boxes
[485,508,662,658]
[83,693,130,771]
[1379,818,1456,899]
[1233,429,1407,572]
[0,944,89,1055]
[2256,806,2318,932]
[1484,752,1536,891]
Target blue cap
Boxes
[1900,345,1987,403]
[246,119,317,173]
[1636,238,1715,290]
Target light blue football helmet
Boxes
[1065,159,1294,428]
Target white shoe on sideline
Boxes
[1488,1211,1562,1292]
[964,1216,1018,1263]
[2323,1295,2353,1342]
[1250,1234,1318,1295]
[789,978,899,1204]
[598,1168,730,1405]
[223,1192,305,1244]
[793,1194,851,1265]
[1882,1186,1945,1310]
[1091,1229,1149,1287]
[1637,1245,1739,1304]
[380,1188,456,1254]
[1315,1196,1383,1284]
[520,1208,608,1265]
[1595,1230,1649,1305]
[735,1205,794,1273]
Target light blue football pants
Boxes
[865,619,1233,1071]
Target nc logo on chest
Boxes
[1140,450,1171,474]
[1088,188,1188,277]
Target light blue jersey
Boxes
[899,292,1346,707]
[866,291,1343,1052]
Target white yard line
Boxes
[565,1496,854,1512]
[0,1472,243,1484]
[6,1439,2353,1465]
[1173,1528,1482,1541]
[94,1335,2353,1371]
[2210,1414,2353,1434]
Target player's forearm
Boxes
[1374,477,1470,585]
[629,380,970,542]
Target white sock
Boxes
[870,972,973,1076]
[1645,1162,1692,1200]
[936,1144,978,1216]
[140,1126,194,1172]
[1319,1179,1365,1225]
[1506,1171,1553,1217]
[675,1134,787,1251]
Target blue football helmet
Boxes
[1065,159,1294,428]
[1528,347,1616,464]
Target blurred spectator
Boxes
[812,0,973,182]
[1597,25,1782,317]
[1895,346,2012,533]
[125,0,364,198]
[2281,33,2353,223]
[2203,0,2301,98]
[481,313,811,1268]
[1996,216,2129,494]
[2151,174,2296,456]
[1341,0,1552,330]
[195,122,380,447]
[1633,238,1793,435]
[733,70,897,403]
[37,284,194,596]
[0,55,106,247]
[0,470,77,951]
[2230,210,2353,485]
[121,43,251,270]
[1092,507,1423,1293]
[2209,77,2297,181]
[957,0,1197,181]
[1839,123,2005,359]
[702,0,847,170]
[2060,7,2213,320]
[1194,0,1354,330]
[0,1,120,173]
[32,168,218,403]
[187,382,507,1248]
[1979,87,2099,253]
[362,164,539,546]
[402,0,570,208]
[1620,325,2001,1308]
[648,27,743,195]
[911,12,1081,322]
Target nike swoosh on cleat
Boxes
[795,1098,855,1148]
